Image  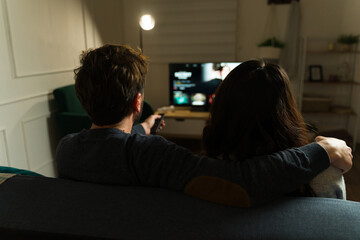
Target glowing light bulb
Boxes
[139,14,155,31]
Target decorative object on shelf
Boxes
[328,42,335,51]
[258,37,285,60]
[309,65,323,82]
[328,74,339,82]
[337,62,351,82]
[337,34,359,51]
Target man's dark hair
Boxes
[74,44,148,126]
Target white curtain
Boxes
[281,0,301,76]
[280,0,301,102]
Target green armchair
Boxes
[53,84,154,138]
[53,85,92,138]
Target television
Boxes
[169,62,241,111]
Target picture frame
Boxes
[309,65,323,82]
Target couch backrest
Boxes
[0,175,359,240]
[53,84,86,114]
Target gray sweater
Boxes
[56,127,330,206]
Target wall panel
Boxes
[0,129,10,166]
[21,114,55,174]
[5,0,86,77]
[0,94,58,175]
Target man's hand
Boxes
[315,136,353,173]
[140,114,166,135]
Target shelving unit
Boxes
[297,37,360,150]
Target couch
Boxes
[0,173,359,239]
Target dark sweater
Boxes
[56,127,329,206]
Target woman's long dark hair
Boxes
[203,60,309,160]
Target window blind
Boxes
[140,0,238,62]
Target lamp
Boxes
[139,14,155,51]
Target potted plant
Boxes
[258,37,285,59]
[337,34,359,51]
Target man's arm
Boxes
[184,143,330,207]
[315,136,352,173]
[139,115,165,135]
[129,135,352,207]
[132,124,146,135]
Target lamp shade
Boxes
[139,14,155,31]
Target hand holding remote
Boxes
[150,114,165,135]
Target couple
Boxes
[56,44,352,207]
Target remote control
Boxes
[150,114,165,134]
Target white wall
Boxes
[0,0,124,176]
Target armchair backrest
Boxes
[53,85,90,137]
[139,100,154,123]
[52,84,154,137]
[53,84,86,114]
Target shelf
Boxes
[300,37,359,150]
[307,50,360,54]
[304,81,360,85]
[302,110,356,116]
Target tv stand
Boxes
[190,106,209,112]
[156,108,209,139]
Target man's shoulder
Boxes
[59,128,166,146]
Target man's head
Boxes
[74,44,148,126]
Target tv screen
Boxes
[169,62,241,110]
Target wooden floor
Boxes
[169,138,360,203]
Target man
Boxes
[56,44,352,207]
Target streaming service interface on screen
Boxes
[169,62,241,107]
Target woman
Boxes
[203,60,345,198]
